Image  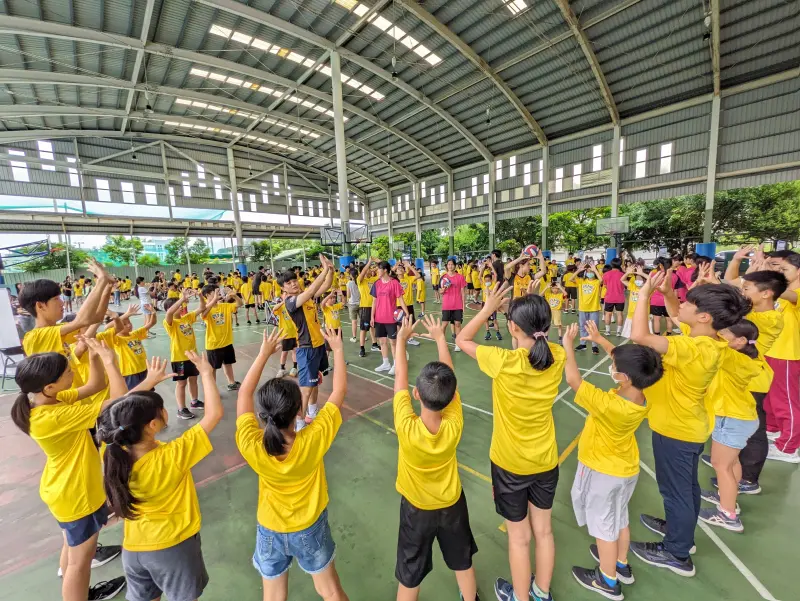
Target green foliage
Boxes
[548,208,610,252]
[370,235,390,260]
[19,244,90,273]
[136,254,161,267]
[101,235,144,265]
[165,237,211,265]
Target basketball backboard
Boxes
[596,216,630,236]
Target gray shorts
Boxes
[348,305,360,320]
[122,533,208,601]
[571,462,638,542]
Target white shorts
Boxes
[571,461,638,542]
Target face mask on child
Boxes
[635,279,644,287]
[586,273,596,279]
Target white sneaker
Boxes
[276,368,288,378]
[454,345,462,352]
[767,430,781,442]
[349,337,357,343]
[295,418,306,432]
[604,330,611,336]
[375,363,391,373]
[289,367,298,377]
[388,365,396,376]
[767,446,800,463]
[407,338,420,346]
[307,404,319,419]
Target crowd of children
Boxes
[9,241,800,601]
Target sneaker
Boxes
[407,338,420,346]
[698,507,744,532]
[349,337,357,343]
[91,544,121,569]
[88,576,126,600]
[559,337,563,345]
[700,489,740,514]
[571,566,622,601]
[496,331,503,341]
[177,408,196,420]
[589,544,634,584]
[375,363,391,373]
[575,344,587,351]
[289,367,298,377]
[766,430,781,442]
[247,320,252,325]
[528,576,553,601]
[604,330,611,336]
[592,347,600,355]
[256,319,260,324]
[768,446,800,463]
[276,368,288,378]
[639,514,696,554]
[701,454,712,468]
[388,365,396,376]
[630,541,695,577]
[307,405,319,419]
[146,332,156,339]
[359,348,366,358]
[226,381,241,391]
[485,332,492,340]
[295,418,306,432]
[493,578,514,601]
[371,343,381,352]
[710,477,761,495]
[190,399,204,409]
[419,312,425,318]
[454,345,462,352]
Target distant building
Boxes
[141,238,172,262]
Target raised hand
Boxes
[259,327,285,358]
[527,279,542,295]
[397,315,420,342]
[562,323,579,346]
[581,320,604,344]
[420,315,446,340]
[184,350,213,375]
[144,357,175,384]
[86,258,110,282]
[656,269,674,294]
[81,336,117,366]
[485,281,512,313]
[644,270,666,294]
[321,325,343,351]
[734,244,756,260]
[124,303,142,318]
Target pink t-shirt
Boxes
[650,271,679,307]
[602,270,625,303]
[372,278,404,323]
[441,273,466,310]
[675,265,696,302]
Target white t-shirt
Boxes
[347,280,360,307]
[137,286,152,314]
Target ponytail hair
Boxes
[726,319,760,360]
[507,295,554,371]
[12,353,70,435]
[256,378,303,456]
[96,391,164,520]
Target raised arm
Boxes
[200,289,221,319]
[394,316,420,393]
[165,289,191,325]
[295,255,331,306]
[185,351,223,433]
[420,315,452,369]
[724,245,755,283]
[314,263,335,300]
[237,329,284,417]
[358,258,375,284]
[582,320,616,356]
[631,272,669,354]
[531,250,547,280]
[82,337,128,403]
[661,270,681,320]
[129,357,175,396]
[504,253,527,280]
[456,282,511,358]
[142,310,158,331]
[65,259,111,334]
[320,326,346,408]
[561,323,583,392]
[74,349,108,399]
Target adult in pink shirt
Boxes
[440,258,467,351]
[649,258,680,335]
[602,258,626,336]
[371,261,408,374]
[673,254,696,303]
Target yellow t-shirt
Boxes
[397,275,415,307]
[123,424,211,552]
[232,277,243,292]
[544,288,564,312]
[241,283,254,304]
[431,267,440,286]
[766,293,800,360]
[471,270,481,288]
[163,312,198,363]
[511,274,531,298]
[173,272,182,282]
[273,302,299,340]
[322,302,343,329]
[203,302,237,350]
[113,327,149,376]
[394,389,463,510]
[709,347,765,422]
[746,309,783,392]
[192,278,200,290]
[358,276,377,308]
[74,282,84,297]
[577,276,601,312]
[566,258,576,266]
[476,344,566,474]
[563,272,577,288]
[575,381,649,478]
[167,290,180,299]
[415,278,426,302]
[626,279,646,318]
[272,280,282,298]
[646,323,726,442]
[547,265,558,280]
[235,404,342,532]
[23,325,85,388]
[30,390,105,522]
[259,281,272,299]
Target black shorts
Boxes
[395,492,478,588]
[245,303,255,308]
[650,305,668,317]
[171,360,199,382]
[236,292,243,298]
[491,462,559,521]
[604,302,625,312]
[359,307,373,331]
[442,309,463,323]
[432,284,440,291]
[406,306,416,323]
[281,338,297,352]
[206,344,236,369]
[375,322,398,339]
[467,283,474,290]
[566,287,578,299]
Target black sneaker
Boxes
[88,576,126,600]
[484,331,492,340]
[711,477,761,495]
[190,399,205,409]
[371,343,381,352]
[496,331,503,341]
[589,544,634,584]
[592,346,600,355]
[575,344,587,351]
[571,565,623,600]
[630,541,695,577]
[459,593,481,601]
[226,381,241,391]
[640,514,697,554]
[247,320,252,325]
[359,348,366,358]
[256,319,261,324]
[91,544,121,568]
[177,408,196,420]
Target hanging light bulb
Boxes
[485,107,491,126]
[391,56,398,81]
[144,90,153,114]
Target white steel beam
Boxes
[704,95,721,243]
[394,0,547,146]
[710,0,721,95]
[331,51,353,255]
[121,0,156,133]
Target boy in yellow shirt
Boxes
[563,321,663,599]
[393,315,479,601]
[110,306,157,390]
[575,261,603,354]
[321,290,343,335]
[240,275,260,326]
[563,265,578,314]
[272,293,299,379]
[357,259,380,357]
[430,260,441,304]
[167,282,181,299]
[543,279,566,343]
[164,289,206,419]
[200,285,244,390]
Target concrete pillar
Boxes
[413,180,422,258]
[703,95,721,243]
[488,160,496,250]
[385,189,394,259]
[541,146,549,249]
[447,171,455,256]
[610,124,621,250]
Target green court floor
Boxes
[0,290,797,601]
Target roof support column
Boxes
[703,95,721,243]
[447,171,455,256]
[488,160,496,250]
[541,146,549,250]
[160,142,173,219]
[284,163,292,226]
[330,51,351,258]
[610,124,621,249]
[385,189,395,257]
[414,180,422,258]
[227,147,243,251]
[72,138,87,216]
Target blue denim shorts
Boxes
[252,509,336,579]
[57,503,108,547]
[712,416,759,450]
[296,345,328,388]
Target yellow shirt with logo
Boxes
[112,327,149,376]
[511,274,531,298]
[766,293,800,361]
[626,278,646,318]
[273,301,298,340]
[357,276,377,308]
[746,309,783,392]
[394,389,463,510]
[397,275,415,307]
[544,288,564,312]
[322,302,343,329]
[415,278,426,302]
[576,276,601,312]
[123,425,212,552]
[163,311,198,363]
[709,347,765,422]
[476,344,566,475]
[646,323,726,442]
[235,404,342,532]
[23,325,86,388]
[29,389,105,522]
[575,381,650,478]
[431,267,440,286]
[203,302,237,350]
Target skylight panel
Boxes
[8,149,25,156]
[335,0,359,9]
[209,25,232,39]
[96,179,111,201]
[192,101,208,109]
[353,3,369,16]
[175,98,191,105]
[165,121,180,125]
[209,72,227,82]
[10,160,29,182]
[121,182,136,204]
[68,168,80,187]
[412,44,431,59]
[190,68,209,78]
[373,16,392,31]
[144,184,158,205]
[320,66,333,77]
[389,26,406,41]
[400,36,418,50]
[425,53,442,66]
[226,76,244,86]
[504,0,527,15]
[231,31,253,45]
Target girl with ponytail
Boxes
[13,338,128,601]
[96,352,222,601]
[236,327,350,600]
[456,283,566,601]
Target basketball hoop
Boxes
[596,216,630,236]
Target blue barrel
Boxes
[605,248,617,263]
[695,243,717,258]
